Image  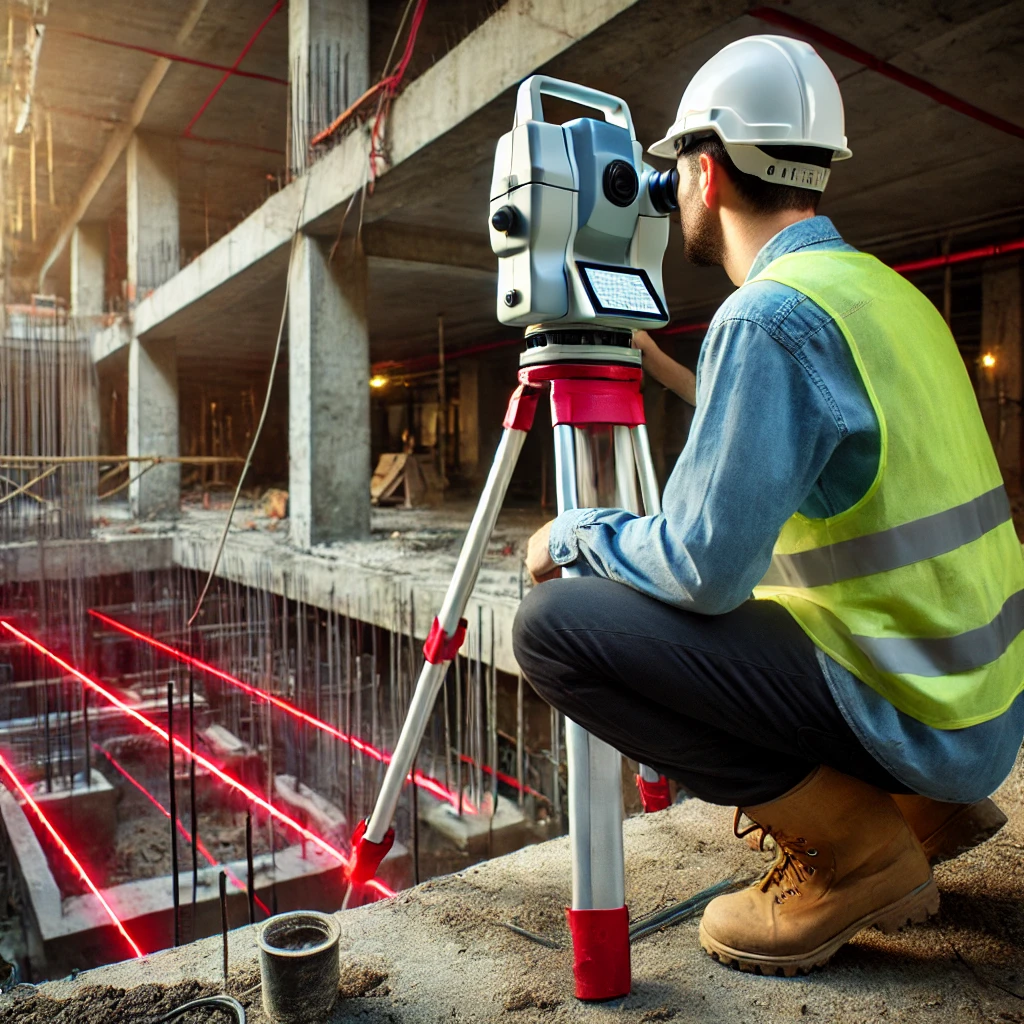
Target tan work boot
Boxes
[891,795,1007,865]
[744,795,1008,866]
[699,766,938,976]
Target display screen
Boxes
[577,262,666,318]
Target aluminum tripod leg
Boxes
[612,426,662,792]
[556,423,630,1000]
[346,425,530,895]
[628,424,673,804]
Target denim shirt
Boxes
[548,215,1023,803]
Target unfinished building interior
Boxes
[0,0,1022,1020]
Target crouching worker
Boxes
[512,35,1021,976]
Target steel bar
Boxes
[219,871,229,981]
[168,682,180,947]
[246,809,256,925]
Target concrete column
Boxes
[288,0,369,173]
[289,234,370,547]
[126,133,179,301]
[69,223,106,316]
[128,337,179,517]
[980,258,1024,495]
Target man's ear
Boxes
[698,151,718,210]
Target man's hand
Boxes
[526,521,561,584]
[632,330,697,405]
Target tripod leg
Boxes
[556,424,630,1001]
[630,424,662,516]
[611,426,672,812]
[348,411,534,897]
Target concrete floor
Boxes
[8,752,1023,1022]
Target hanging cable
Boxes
[187,173,311,628]
[309,0,429,151]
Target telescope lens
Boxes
[603,160,639,207]
[647,168,679,214]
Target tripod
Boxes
[348,328,669,1001]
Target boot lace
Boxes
[734,808,818,903]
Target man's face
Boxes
[675,150,724,268]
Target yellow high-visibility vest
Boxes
[751,250,1024,729]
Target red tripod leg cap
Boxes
[636,773,671,813]
[566,905,631,1000]
[349,819,395,886]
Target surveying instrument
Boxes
[348,76,680,1001]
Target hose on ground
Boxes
[150,994,246,1023]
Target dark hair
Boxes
[679,133,828,214]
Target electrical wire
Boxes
[151,995,246,1023]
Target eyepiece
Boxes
[647,168,679,214]
[603,160,639,207]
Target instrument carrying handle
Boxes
[514,75,635,138]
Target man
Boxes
[513,35,1023,976]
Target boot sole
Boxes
[922,798,1007,866]
[698,878,940,977]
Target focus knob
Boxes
[603,160,639,207]
[491,205,517,233]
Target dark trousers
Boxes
[512,577,909,807]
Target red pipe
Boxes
[1,621,395,900]
[56,29,287,85]
[0,750,144,957]
[183,1,284,139]
[749,7,1024,141]
[891,236,1024,275]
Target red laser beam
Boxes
[89,609,476,813]
[95,745,272,916]
[183,1,283,138]
[1,621,395,900]
[0,750,144,958]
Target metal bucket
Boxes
[257,911,341,1023]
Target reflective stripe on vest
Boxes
[760,485,1012,589]
[852,588,1024,677]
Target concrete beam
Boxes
[130,0,645,343]
[0,534,173,583]
[363,222,496,275]
[34,0,210,288]
[171,532,521,675]
[91,319,131,365]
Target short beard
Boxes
[680,181,724,268]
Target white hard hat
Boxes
[649,35,851,192]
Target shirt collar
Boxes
[745,216,844,283]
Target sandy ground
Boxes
[4,748,1023,1022]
